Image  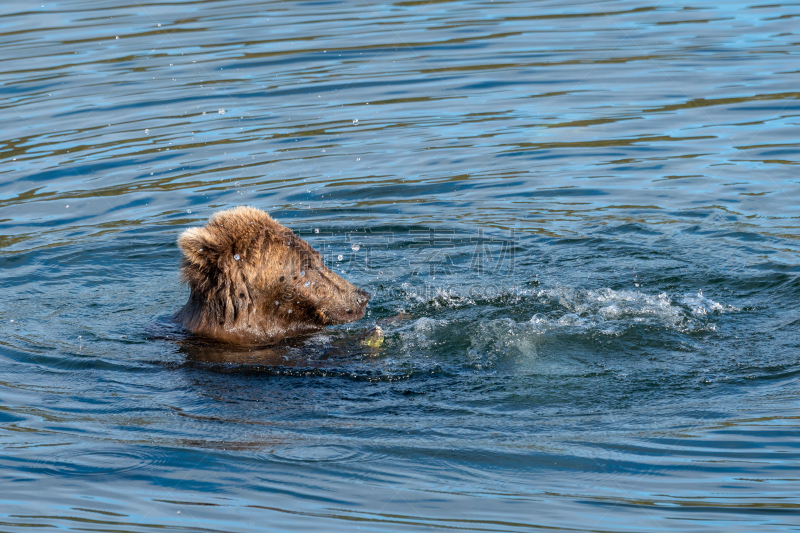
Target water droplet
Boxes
[187,209,191,214]
[337,254,343,261]
[351,244,360,252]
[288,309,292,314]
[357,158,360,161]
[234,254,240,261]
[235,182,240,187]
[304,282,310,287]
[199,248,203,252]
[202,111,206,115]
[321,149,325,153]
[116,36,119,39]
[218,108,225,115]
[65,205,69,208]
[352,119,358,125]
[275,301,279,305]
[314,228,319,233]
[300,270,305,276]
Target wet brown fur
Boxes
[176,206,369,345]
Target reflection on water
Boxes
[1,0,800,531]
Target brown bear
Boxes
[176,206,370,345]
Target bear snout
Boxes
[355,288,371,314]
[328,287,370,324]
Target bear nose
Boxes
[356,289,370,304]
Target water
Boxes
[2,0,800,530]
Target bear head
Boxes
[175,206,370,345]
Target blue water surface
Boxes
[1,0,799,531]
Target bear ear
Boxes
[178,226,215,269]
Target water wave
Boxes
[531,287,739,334]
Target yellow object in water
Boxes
[361,326,385,347]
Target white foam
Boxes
[680,290,735,316]
[527,287,736,335]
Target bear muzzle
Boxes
[325,287,370,324]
